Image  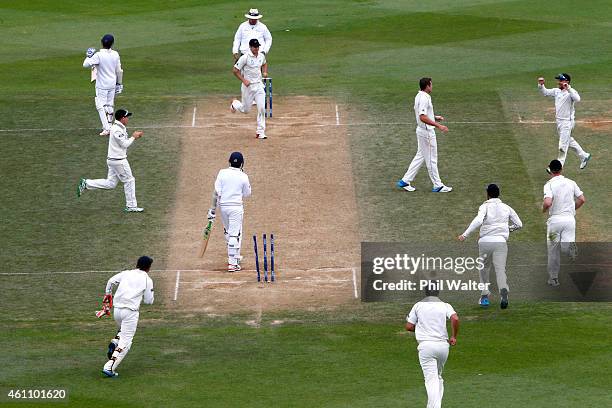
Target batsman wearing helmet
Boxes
[83,34,124,136]
[208,152,252,272]
[100,256,154,377]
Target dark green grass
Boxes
[1,303,612,408]
[0,0,611,406]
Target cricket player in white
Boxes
[398,78,452,193]
[77,109,144,212]
[83,34,123,136]
[458,184,523,309]
[538,73,591,171]
[406,283,459,408]
[101,256,154,377]
[232,8,272,62]
[542,160,586,287]
[231,38,268,139]
[208,152,252,272]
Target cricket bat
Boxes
[90,65,98,83]
[198,220,214,257]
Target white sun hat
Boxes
[245,8,263,19]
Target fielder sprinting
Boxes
[406,282,459,408]
[232,8,272,63]
[101,256,154,377]
[542,159,586,287]
[77,109,144,212]
[397,77,452,193]
[231,39,268,139]
[538,73,591,172]
[208,152,252,272]
[83,34,123,136]
[458,184,523,309]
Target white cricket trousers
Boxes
[557,120,587,165]
[402,128,443,188]
[220,205,244,265]
[95,87,115,131]
[232,82,266,135]
[417,341,449,408]
[104,307,139,372]
[86,158,137,208]
[547,216,576,280]
[478,241,509,295]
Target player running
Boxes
[100,256,154,377]
[83,34,123,136]
[538,73,591,172]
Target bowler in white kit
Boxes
[542,159,586,287]
[458,184,523,309]
[101,256,154,377]
[208,152,252,272]
[406,283,459,408]
[231,38,268,139]
[398,77,452,193]
[77,109,144,212]
[538,73,591,172]
[83,34,123,136]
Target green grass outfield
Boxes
[1,0,611,407]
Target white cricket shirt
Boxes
[462,198,523,242]
[407,297,456,343]
[544,175,583,220]
[107,121,134,160]
[83,48,123,89]
[215,167,252,207]
[106,268,154,311]
[538,84,581,121]
[414,91,435,130]
[234,51,266,84]
[232,21,272,55]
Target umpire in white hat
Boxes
[232,8,272,62]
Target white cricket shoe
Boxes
[547,278,560,287]
[230,100,238,113]
[396,180,415,192]
[228,264,241,272]
[579,153,591,169]
[256,133,267,139]
[432,185,453,193]
[99,130,110,136]
[124,207,144,213]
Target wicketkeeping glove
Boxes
[86,47,96,58]
[115,84,123,94]
[207,208,216,220]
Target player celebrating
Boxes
[538,73,591,172]
[83,34,123,136]
[397,77,452,193]
[542,160,586,287]
[457,184,523,309]
[100,256,154,377]
[232,8,272,63]
[208,152,252,272]
[406,282,459,408]
[77,109,145,212]
[231,39,268,139]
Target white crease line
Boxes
[335,104,340,126]
[192,106,197,127]
[179,278,352,286]
[1,120,610,133]
[351,267,359,299]
[173,270,181,301]
[0,266,357,276]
